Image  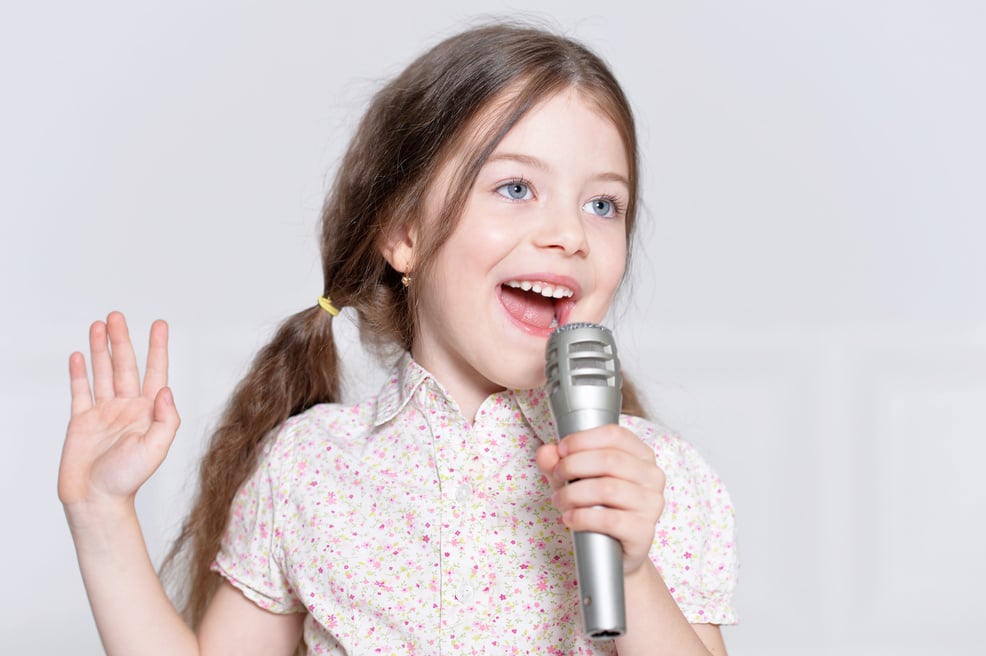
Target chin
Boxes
[489,361,548,392]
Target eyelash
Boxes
[588,194,625,219]
[494,178,625,219]
[495,178,535,201]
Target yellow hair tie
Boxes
[317,295,341,317]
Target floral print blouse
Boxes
[213,353,738,654]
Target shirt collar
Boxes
[511,386,558,446]
[372,352,560,445]
[372,351,433,426]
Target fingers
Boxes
[106,311,141,397]
[142,320,169,399]
[556,504,661,551]
[552,447,661,490]
[89,319,114,402]
[551,426,662,491]
[68,352,93,415]
[558,424,655,461]
[86,313,163,403]
[553,475,657,514]
[540,425,667,564]
[535,443,563,488]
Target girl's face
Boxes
[392,87,630,419]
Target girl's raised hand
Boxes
[58,312,180,513]
[535,425,666,576]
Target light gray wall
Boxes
[2,1,983,654]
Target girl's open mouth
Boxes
[499,279,576,331]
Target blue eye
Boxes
[584,197,618,218]
[497,181,532,200]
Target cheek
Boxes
[594,230,628,290]
[466,207,522,247]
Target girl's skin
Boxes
[59,88,727,655]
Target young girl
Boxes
[59,22,737,655]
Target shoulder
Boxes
[621,415,714,472]
[620,414,733,509]
[256,397,383,471]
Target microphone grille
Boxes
[545,323,621,396]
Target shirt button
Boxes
[457,582,475,602]
[455,483,473,503]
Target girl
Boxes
[59,22,737,655]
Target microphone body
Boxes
[544,322,626,640]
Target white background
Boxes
[2,1,984,654]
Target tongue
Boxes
[501,286,556,328]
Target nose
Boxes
[532,204,589,256]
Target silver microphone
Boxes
[544,322,626,640]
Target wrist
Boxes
[63,495,138,534]
[623,558,661,595]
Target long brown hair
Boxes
[162,20,644,631]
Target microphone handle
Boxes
[573,530,625,639]
[556,408,626,640]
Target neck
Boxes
[409,351,504,423]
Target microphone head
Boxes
[545,322,622,438]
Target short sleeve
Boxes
[677,439,739,624]
[211,428,305,614]
[624,416,740,625]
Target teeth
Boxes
[505,279,574,299]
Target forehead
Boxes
[491,88,629,170]
[440,85,630,184]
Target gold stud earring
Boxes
[401,274,412,287]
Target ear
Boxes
[380,222,417,275]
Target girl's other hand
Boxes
[58,312,180,515]
[535,425,665,576]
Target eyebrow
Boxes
[485,152,630,187]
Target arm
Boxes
[619,563,727,656]
[536,426,726,656]
[60,312,303,655]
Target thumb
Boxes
[146,386,181,452]
[535,443,564,489]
